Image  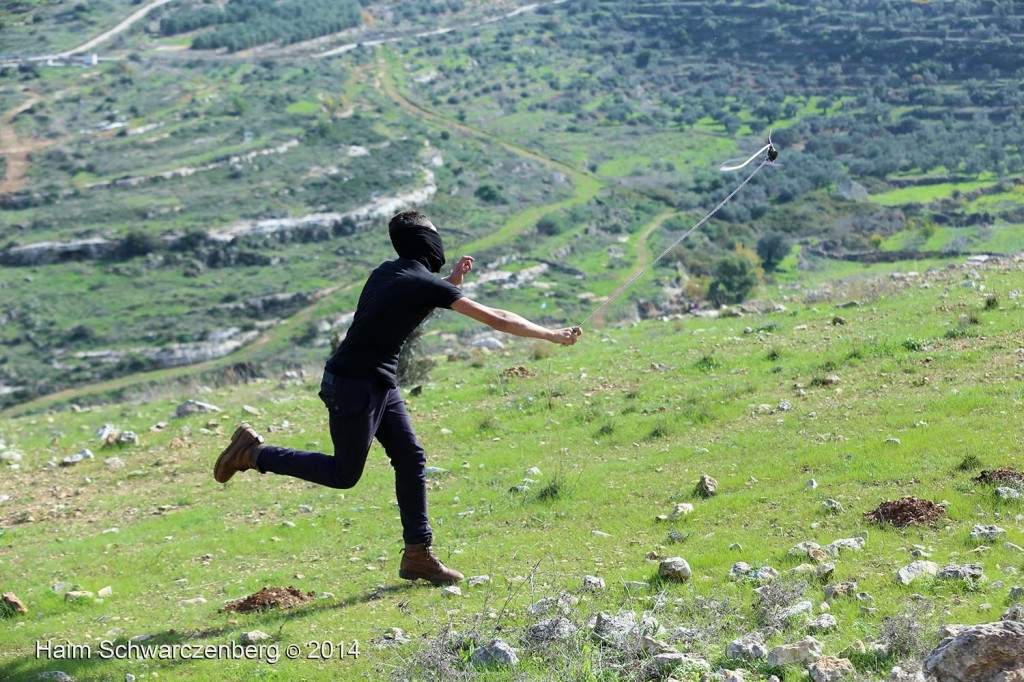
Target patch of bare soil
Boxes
[221,586,314,613]
[974,468,1024,487]
[501,365,535,379]
[863,497,947,528]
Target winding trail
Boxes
[53,0,177,57]
[376,48,602,254]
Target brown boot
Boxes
[399,542,464,585]
[213,425,264,483]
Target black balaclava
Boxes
[389,223,446,273]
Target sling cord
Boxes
[575,143,777,331]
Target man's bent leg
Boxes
[252,378,384,489]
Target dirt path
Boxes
[53,0,177,57]
[0,94,47,195]
[587,209,678,327]
[375,50,602,253]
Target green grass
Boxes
[871,177,1000,206]
[285,100,321,115]
[3,260,1024,681]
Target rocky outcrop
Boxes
[0,238,116,265]
[923,620,1024,681]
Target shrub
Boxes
[396,323,435,387]
[707,245,763,306]
[755,231,792,271]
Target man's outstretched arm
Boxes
[451,297,580,346]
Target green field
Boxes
[2,258,1024,681]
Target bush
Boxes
[707,245,763,306]
[118,230,161,259]
[396,322,435,387]
[755,231,792,271]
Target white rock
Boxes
[969,524,1006,542]
[726,632,767,660]
[809,656,856,682]
[809,614,838,633]
[441,586,461,597]
[239,630,270,644]
[467,575,491,587]
[658,557,692,582]
[582,575,605,591]
[897,561,940,585]
[174,400,222,418]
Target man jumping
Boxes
[214,210,581,585]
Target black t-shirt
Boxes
[326,258,463,387]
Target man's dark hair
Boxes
[389,210,434,232]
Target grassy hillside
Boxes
[1,257,1023,681]
[2,0,1024,417]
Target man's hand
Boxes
[551,326,582,346]
[444,255,475,286]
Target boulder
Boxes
[696,474,718,497]
[896,561,939,585]
[659,557,692,582]
[923,621,1024,681]
[726,632,767,661]
[526,617,578,643]
[767,636,823,667]
[470,639,519,667]
[809,656,856,682]
[1,592,28,615]
[937,564,984,582]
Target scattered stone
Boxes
[525,466,542,476]
[239,630,270,644]
[696,474,718,497]
[970,524,1006,542]
[221,586,314,613]
[816,562,836,582]
[590,530,611,537]
[1002,605,1024,622]
[65,590,95,604]
[806,479,818,491]
[441,586,461,597]
[996,486,1022,500]
[470,639,519,667]
[888,665,926,682]
[0,450,23,464]
[937,564,985,582]
[728,562,751,581]
[670,502,694,519]
[767,636,823,667]
[104,457,125,469]
[840,640,867,657]
[825,581,858,601]
[897,561,940,585]
[779,600,814,622]
[823,537,865,557]
[924,620,1024,681]
[822,374,840,385]
[61,448,94,467]
[377,627,411,647]
[527,616,578,643]
[593,612,636,647]
[174,400,222,418]
[640,635,677,656]
[726,632,767,661]
[1007,543,1024,554]
[582,575,605,591]
[242,405,260,415]
[788,541,822,557]
[646,652,710,678]
[178,596,207,606]
[809,614,839,633]
[864,497,946,527]
[1010,586,1024,600]
[658,557,692,582]
[30,673,74,682]
[1,592,28,615]
[809,656,856,682]
[822,498,843,514]
[467,575,491,587]
[97,586,112,598]
[116,431,139,446]
[526,594,577,617]
[885,436,901,445]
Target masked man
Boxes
[214,210,581,584]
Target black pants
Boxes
[256,376,432,545]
